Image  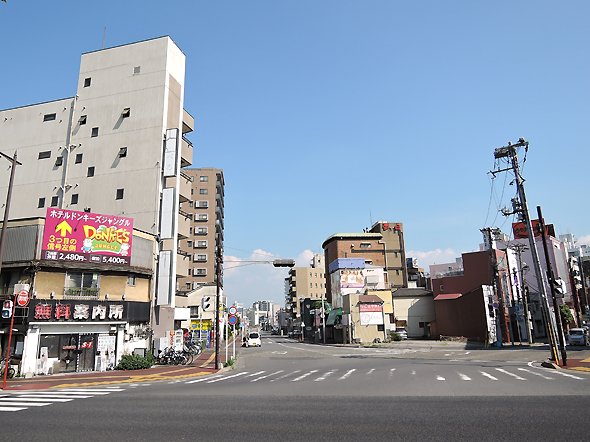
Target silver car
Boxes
[567,328,589,346]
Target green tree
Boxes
[559,304,574,327]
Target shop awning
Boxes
[326,308,342,326]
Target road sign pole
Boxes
[232,324,236,360]
[1,295,16,390]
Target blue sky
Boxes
[1,1,589,307]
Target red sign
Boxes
[16,290,30,307]
[359,303,382,312]
[512,220,555,239]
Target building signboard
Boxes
[359,303,383,325]
[42,208,134,266]
[27,300,149,323]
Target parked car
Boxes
[567,328,589,346]
[395,327,408,340]
[246,332,262,347]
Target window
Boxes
[197,201,208,208]
[127,275,136,286]
[38,197,45,208]
[83,77,91,87]
[50,196,59,207]
[199,176,208,182]
[133,66,141,75]
[121,108,131,118]
[116,188,124,200]
[118,147,127,158]
[194,268,207,276]
[197,214,208,221]
[78,115,87,125]
[43,113,56,122]
[75,153,83,164]
[91,127,99,137]
[186,282,193,290]
[70,194,79,205]
[55,156,63,167]
[197,254,207,262]
[360,242,371,249]
[87,166,95,177]
[196,240,208,248]
[199,188,208,195]
[38,151,51,160]
[196,227,208,235]
[64,271,99,298]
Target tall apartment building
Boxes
[0,37,194,348]
[285,254,327,317]
[178,168,225,292]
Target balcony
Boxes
[63,287,100,300]
[179,170,193,203]
[182,109,195,134]
[176,251,190,278]
[177,209,192,239]
[181,136,193,168]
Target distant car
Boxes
[271,327,280,335]
[246,332,262,347]
[395,328,408,340]
[567,328,589,346]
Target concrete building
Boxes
[285,254,327,318]
[0,37,195,359]
[177,168,225,293]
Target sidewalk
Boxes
[2,344,227,391]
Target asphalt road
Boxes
[1,334,589,441]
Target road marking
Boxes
[464,352,471,355]
[292,370,318,382]
[271,351,288,355]
[339,369,356,380]
[479,371,498,381]
[411,370,416,375]
[458,373,471,381]
[186,374,225,384]
[315,371,336,382]
[60,388,125,392]
[245,371,266,378]
[251,370,284,382]
[0,401,51,407]
[14,394,92,399]
[0,397,74,403]
[208,372,248,383]
[495,368,526,380]
[436,375,445,381]
[0,407,26,412]
[518,368,553,380]
[367,369,375,375]
[271,370,300,382]
[21,391,110,396]
[389,368,397,376]
[551,370,584,380]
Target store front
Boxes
[21,299,149,376]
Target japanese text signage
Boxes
[32,302,124,321]
[42,208,134,266]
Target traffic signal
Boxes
[2,300,13,319]
[551,278,565,298]
[201,296,212,311]
[273,259,295,268]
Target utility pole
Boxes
[214,239,222,370]
[537,207,567,366]
[492,138,559,363]
[510,243,532,344]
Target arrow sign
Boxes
[55,220,72,236]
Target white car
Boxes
[567,328,589,346]
[246,332,262,347]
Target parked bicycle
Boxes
[0,359,16,379]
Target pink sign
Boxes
[42,208,133,266]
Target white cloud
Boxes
[406,248,460,271]
[578,235,590,246]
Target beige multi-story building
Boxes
[177,168,225,292]
[0,37,194,351]
[285,254,327,317]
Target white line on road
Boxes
[13,394,93,399]
[411,370,416,375]
[479,371,498,381]
[517,368,553,380]
[186,374,226,384]
[389,368,396,376]
[251,370,284,382]
[436,375,445,381]
[18,391,110,396]
[271,370,300,382]
[339,369,356,380]
[495,368,526,380]
[550,370,584,380]
[208,372,249,383]
[292,370,318,382]
[245,371,266,378]
[0,407,26,412]
[458,373,471,381]
[0,401,51,407]
[315,371,336,382]
[367,369,375,375]
[0,397,73,402]
[58,388,125,392]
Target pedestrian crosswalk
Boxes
[0,387,125,413]
[184,366,587,387]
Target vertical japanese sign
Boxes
[42,208,134,266]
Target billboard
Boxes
[42,208,133,266]
[512,220,555,239]
[359,303,383,325]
